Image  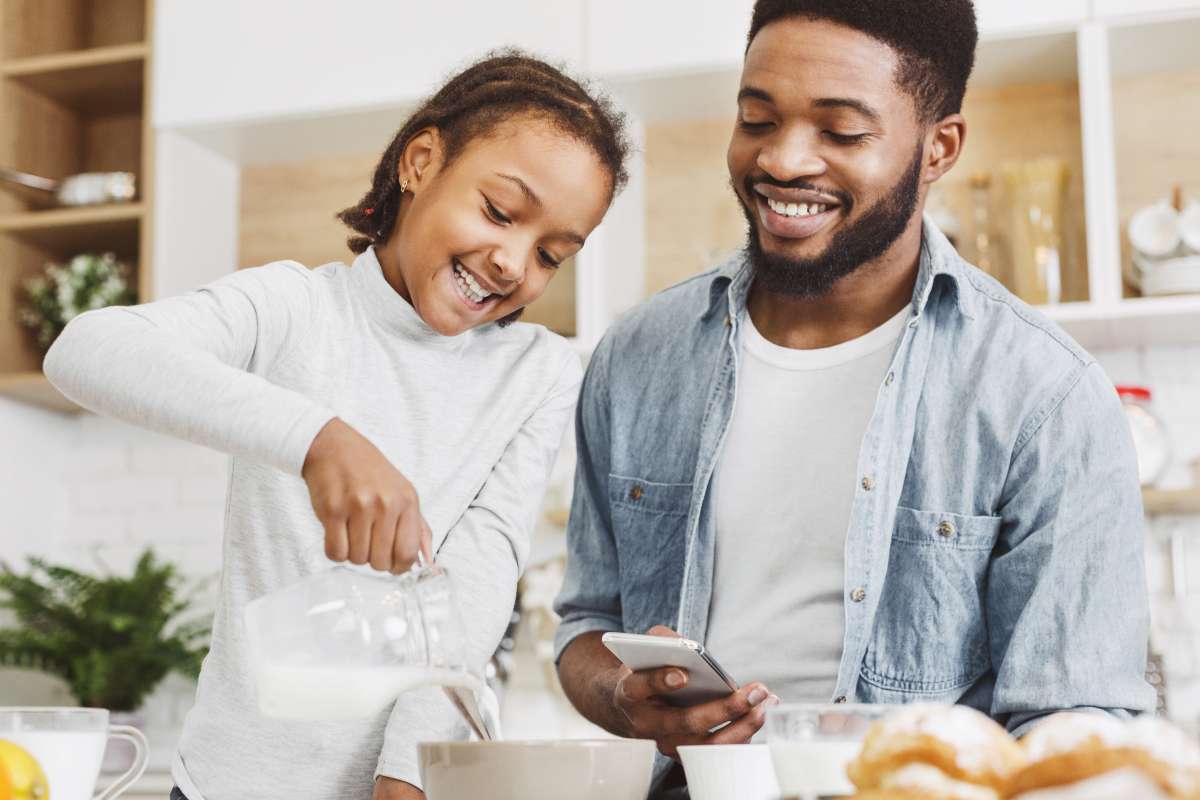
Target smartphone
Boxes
[602,631,738,707]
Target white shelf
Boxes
[1043,295,1200,349]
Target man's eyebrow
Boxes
[497,173,542,208]
[812,97,882,123]
[737,86,775,105]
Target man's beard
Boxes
[740,143,925,298]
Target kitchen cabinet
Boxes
[584,0,753,78]
[974,0,1089,36]
[1093,0,1200,20]
[153,0,587,132]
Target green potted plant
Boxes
[0,549,210,714]
[17,251,136,350]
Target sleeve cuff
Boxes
[553,615,623,665]
[375,760,424,791]
[279,406,337,475]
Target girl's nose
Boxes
[489,247,525,285]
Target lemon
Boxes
[0,740,49,800]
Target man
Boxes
[554,0,1154,791]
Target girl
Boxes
[44,52,629,800]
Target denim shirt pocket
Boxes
[860,506,1001,695]
[607,474,692,634]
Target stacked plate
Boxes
[1128,200,1200,296]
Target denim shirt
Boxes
[554,219,1154,751]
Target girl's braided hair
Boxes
[338,49,630,255]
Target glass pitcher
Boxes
[244,559,475,721]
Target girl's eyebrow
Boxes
[496,173,542,208]
[495,172,585,245]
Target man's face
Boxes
[728,17,929,297]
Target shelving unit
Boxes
[1145,462,1200,516]
[0,0,154,413]
[2,42,146,112]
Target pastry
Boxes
[1010,766,1170,799]
[1008,712,1200,798]
[847,704,1025,796]
[852,762,1001,799]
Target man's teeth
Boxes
[766,198,831,218]
[453,263,492,304]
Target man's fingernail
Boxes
[666,671,685,688]
[769,694,781,706]
[748,687,767,705]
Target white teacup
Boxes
[0,708,148,800]
[678,744,781,800]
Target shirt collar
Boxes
[704,215,979,322]
[350,246,472,348]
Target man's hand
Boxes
[373,777,424,800]
[303,418,433,573]
[613,626,776,758]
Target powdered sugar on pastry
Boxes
[1128,716,1200,770]
[889,704,1012,774]
[1011,766,1169,800]
[1019,712,1128,762]
[882,763,1000,800]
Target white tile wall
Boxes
[0,343,1197,755]
[0,402,228,768]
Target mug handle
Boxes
[93,724,150,800]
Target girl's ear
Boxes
[400,128,442,191]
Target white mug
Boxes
[678,744,781,800]
[0,707,148,800]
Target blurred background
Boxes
[1,0,1199,794]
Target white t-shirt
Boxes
[705,306,908,705]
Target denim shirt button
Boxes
[833,695,847,704]
[937,520,956,537]
[861,476,875,491]
[629,485,644,501]
[884,371,894,386]
[724,314,732,327]
[850,587,866,603]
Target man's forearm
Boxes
[557,631,632,737]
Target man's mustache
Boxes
[741,175,853,211]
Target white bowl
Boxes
[418,739,656,800]
[678,744,780,800]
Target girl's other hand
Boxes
[302,418,434,573]
[373,777,425,800]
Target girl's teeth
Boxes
[767,198,830,217]
[453,263,492,304]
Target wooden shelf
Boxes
[1144,462,1200,516]
[0,372,81,414]
[2,43,146,113]
[0,203,143,253]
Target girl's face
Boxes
[380,117,612,337]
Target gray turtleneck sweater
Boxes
[44,248,582,799]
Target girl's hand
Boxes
[373,777,425,800]
[302,418,433,573]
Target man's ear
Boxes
[924,113,966,183]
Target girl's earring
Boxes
[399,178,410,194]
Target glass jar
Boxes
[244,563,473,720]
[1117,385,1171,487]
